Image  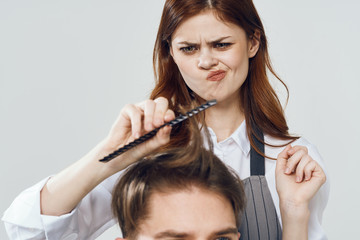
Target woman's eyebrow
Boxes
[206,36,231,44]
[175,36,232,45]
[176,40,199,45]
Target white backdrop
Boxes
[1,0,359,239]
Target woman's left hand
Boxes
[276,145,326,240]
[283,145,320,183]
[276,145,326,205]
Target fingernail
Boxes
[296,176,302,182]
[284,167,291,174]
[135,132,140,139]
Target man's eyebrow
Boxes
[154,230,189,239]
[212,227,239,236]
[175,36,232,45]
[153,227,238,239]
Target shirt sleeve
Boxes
[306,140,330,240]
[2,172,122,240]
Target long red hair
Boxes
[150,0,298,153]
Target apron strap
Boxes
[250,128,265,176]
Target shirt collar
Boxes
[206,120,250,156]
[231,120,250,156]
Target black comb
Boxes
[99,99,217,162]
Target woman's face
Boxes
[170,11,259,104]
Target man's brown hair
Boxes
[111,122,245,238]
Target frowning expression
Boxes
[170,10,259,104]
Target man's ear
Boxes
[248,29,261,58]
[238,232,241,239]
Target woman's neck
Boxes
[205,98,244,142]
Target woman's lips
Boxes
[207,70,226,81]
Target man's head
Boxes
[112,139,245,239]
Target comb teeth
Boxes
[99,99,217,163]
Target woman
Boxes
[3,0,329,239]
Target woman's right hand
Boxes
[40,97,174,216]
[99,97,175,175]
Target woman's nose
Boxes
[197,50,218,69]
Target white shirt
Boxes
[2,121,330,240]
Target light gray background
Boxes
[1,0,359,239]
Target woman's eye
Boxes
[180,46,197,53]
[214,42,231,49]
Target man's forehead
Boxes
[137,187,237,239]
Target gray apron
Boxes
[239,130,282,240]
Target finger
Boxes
[156,125,172,144]
[137,125,172,156]
[304,161,317,181]
[287,145,308,156]
[153,97,169,127]
[164,109,175,122]
[285,148,308,174]
[278,145,291,160]
[152,125,172,147]
[143,100,156,131]
[294,155,312,182]
[313,164,327,185]
[122,104,143,139]
[276,145,292,173]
